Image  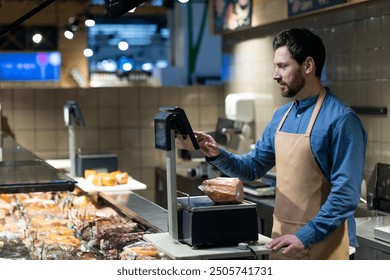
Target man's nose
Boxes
[273,69,280,80]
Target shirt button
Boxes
[297,114,301,118]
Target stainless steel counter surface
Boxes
[98,191,273,260]
[98,191,168,233]
[0,132,76,194]
[356,216,390,254]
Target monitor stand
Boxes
[165,130,179,240]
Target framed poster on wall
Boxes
[211,0,252,34]
[288,0,347,17]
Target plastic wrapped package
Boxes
[199,177,244,203]
[80,216,144,251]
[120,241,162,260]
[0,232,32,259]
[41,243,81,260]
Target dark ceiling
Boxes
[0,0,170,74]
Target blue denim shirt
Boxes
[207,88,367,248]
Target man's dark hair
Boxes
[273,28,325,77]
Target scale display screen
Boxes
[154,107,199,152]
[154,116,170,151]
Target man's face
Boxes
[273,46,305,98]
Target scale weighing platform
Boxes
[144,232,271,260]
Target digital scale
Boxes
[143,106,271,259]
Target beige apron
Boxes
[270,89,349,260]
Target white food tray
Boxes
[75,176,147,193]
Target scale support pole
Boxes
[68,124,76,177]
[166,130,178,240]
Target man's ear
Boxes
[304,56,315,74]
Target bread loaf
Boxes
[115,171,129,184]
[199,177,244,203]
[84,169,97,179]
[87,170,129,186]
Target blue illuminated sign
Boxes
[0,52,61,82]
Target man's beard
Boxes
[280,71,305,98]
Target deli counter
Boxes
[0,133,271,260]
[2,130,389,260]
[0,132,165,260]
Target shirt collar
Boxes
[293,94,319,113]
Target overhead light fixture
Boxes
[118,40,129,51]
[156,60,168,68]
[32,33,43,44]
[119,56,134,72]
[99,59,117,72]
[63,12,95,39]
[68,16,79,32]
[122,62,133,71]
[142,62,153,71]
[84,13,95,27]
[64,29,74,40]
[85,18,95,27]
[83,48,93,57]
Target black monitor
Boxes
[154,107,200,152]
[104,0,147,19]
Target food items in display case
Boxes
[0,232,32,259]
[199,177,244,203]
[120,241,160,260]
[84,170,129,186]
[0,191,162,260]
[80,216,144,251]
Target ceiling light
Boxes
[84,12,96,27]
[118,41,129,51]
[85,19,95,27]
[99,59,117,72]
[68,16,79,32]
[32,33,42,44]
[156,60,168,68]
[64,30,74,39]
[142,62,153,71]
[122,62,133,71]
[83,48,94,57]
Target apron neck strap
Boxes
[305,87,326,135]
[276,102,294,132]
